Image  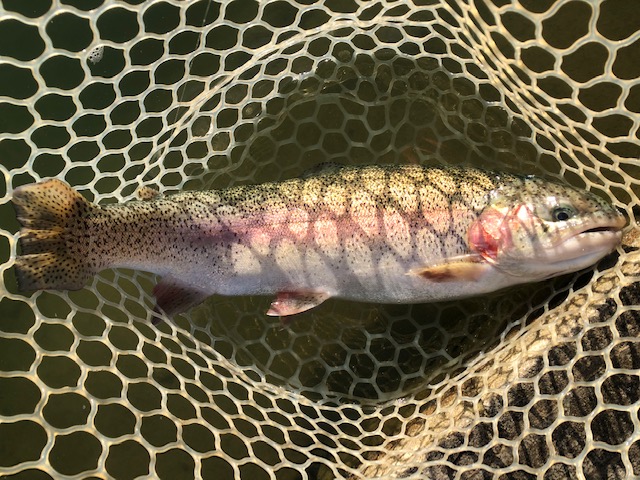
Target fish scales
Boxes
[12,164,625,318]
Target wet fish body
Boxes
[12,164,626,317]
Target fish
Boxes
[11,164,626,319]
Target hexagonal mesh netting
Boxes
[1,0,639,478]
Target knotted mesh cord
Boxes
[1,0,639,479]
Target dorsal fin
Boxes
[301,162,345,179]
[136,185,161,201]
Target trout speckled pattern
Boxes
[12,164,626,318]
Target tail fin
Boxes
[12,179,95,291]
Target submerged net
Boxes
[1,0,639,478]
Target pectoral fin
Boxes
[152,277,209,323]
[409,255,488,282]
[266,291,331,318]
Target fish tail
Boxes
[12,179,95,291]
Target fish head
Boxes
[469,176,627,280]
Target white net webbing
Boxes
[1,0,639,478]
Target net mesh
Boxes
[1,0,639,478]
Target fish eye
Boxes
[551,205,576,222]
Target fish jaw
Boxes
[534,228,623,278]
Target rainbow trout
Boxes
[12,164,625,318]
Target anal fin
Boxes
[408,255,488,283]
[152,277,209,323]
[266,291,330,318]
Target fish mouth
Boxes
[544,216,626,275]
[570,228,623,254]
[569,217,625,251]
[573,228,623,245]
[582,226,620,234]
[572,214,627,241]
